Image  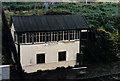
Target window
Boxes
[70,31,74,40]
[46,32,51,42]
[27,33,32,43]
[36,33,40,42]
[14,32,18,43]
[75,30,80,39]
[58,51,66,61]
[37,54,45,64]
[17,30,81,44]
[64,31,69,40]
[52,32,58,41]
[34,33,37,42]
[19,33,26,43]
[34,33,39,43]
[40,32,45,42]
[58,31,63,41]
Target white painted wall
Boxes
[11,23,15,40]
[11,23,18,53]
[20,41,79,73]
[11,23,80,73]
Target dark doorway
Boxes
[37,54,45,64]
[58,51,66,61]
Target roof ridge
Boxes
[12,14,83,17]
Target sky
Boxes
[0,0,119,2]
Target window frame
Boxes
[16,30,82,44]
[64,31,69,41]
[58,31,63,41]
[69,30,74,40]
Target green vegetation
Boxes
[2,2,120,61]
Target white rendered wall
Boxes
[11,23,18,54]
[11,23,15,39]
[20,41,79,73]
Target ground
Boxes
[10,61,120,81]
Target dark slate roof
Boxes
[12,15,90,32]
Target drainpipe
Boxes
[80,30,83,66]
[17,33,20,60]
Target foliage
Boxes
[2,2,44,11]
[97,28,120,60]
[44,10,72,15]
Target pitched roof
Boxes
[12,15,90,32]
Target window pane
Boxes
[19,33,25,43]
[37,33,39,42]
[43,33,45,42]
[58,31,63,41]
[40,32,45,42]
[75,30,80,39]
[22,33,26,43]
[52,32,57,41]
[19,33,22,43]
[52,32,55,41]
[64,31,68,40]
[70,31,74,40]
[27,33,32,43]
[33,33,39,42]
[40,33,43,42]
[46,32,51,42]
[34,33,37,42]
[55,32,58,41]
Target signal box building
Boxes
[11,15,90,73]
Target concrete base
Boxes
[23,60,76,73]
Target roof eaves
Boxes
[81,15,90,29]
